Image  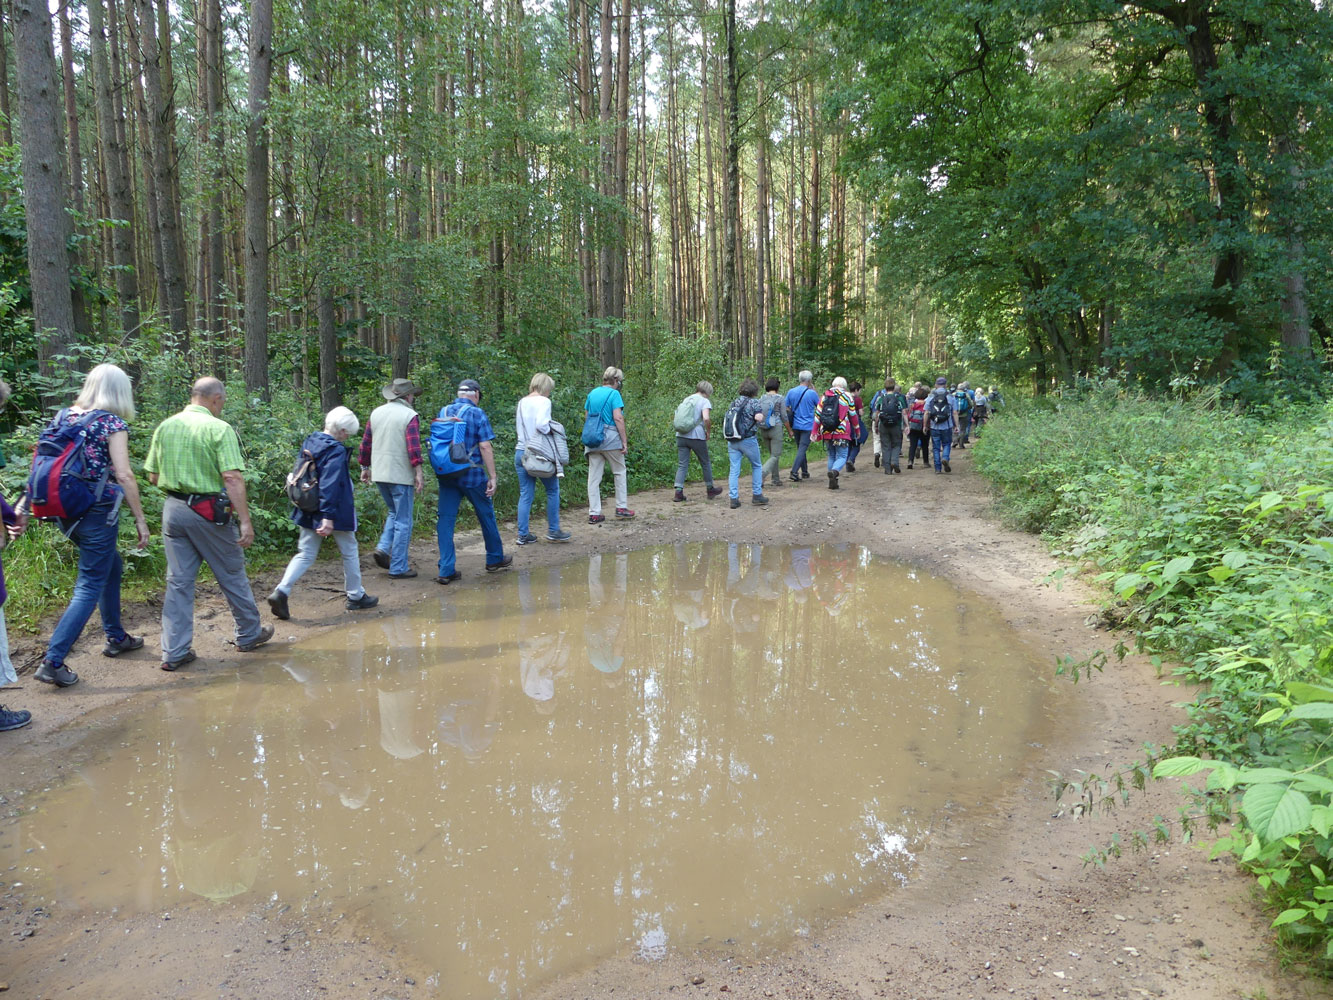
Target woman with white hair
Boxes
[267,406,378,620]
[16,364,151,688]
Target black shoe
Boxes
[0,705,32,731]
[729,498,741,509]
[372,549,391,569]
[828,472,838,490]
[266,589,290,621]
[801,472,810,480]
[893,465,901,474]
[486,556,514,573]
[943,460,951,473]
[906,463,914,469]
[388,570,418,579]
[346,593,379,611]
[102,633,144,657]
[874,455,880,467]
[435,572,462,585]
[789,476,801,484]
[236,625,275,652]
[516,533,540,545]
[160,649,198,672]
[35,661,79,687]
[752,494,770,506]
[846,462,856,473]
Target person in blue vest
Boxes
[433,379,511,584]
[783,370,819,483]
[954,381,976,449]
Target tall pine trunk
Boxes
[243,0,273,394]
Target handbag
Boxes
[522,450,558,479]
[581,391,616,449]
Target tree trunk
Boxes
[719,0,740,350]
[243,0,273,395]
[12,0,76,380]
[394,158,420,380]
[0,4,12,147]
[754,0,769,379]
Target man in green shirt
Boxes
[144,378,272,670]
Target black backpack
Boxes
[927,393,952,426]
[877,393,902,430]
[722,398,752,440]
[818,392,841,432]
[285,448,321,513]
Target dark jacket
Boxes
[0,492,14,607]
[291,431,357,532]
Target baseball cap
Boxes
[459,379,481,395]
[935,377,947,386]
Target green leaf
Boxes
[1161,555,1196,582]
[1287,703,1333,721]
[1288,682,1333,704]
[1221,550,1250,570]
[1114,572,1147,598]
[1273,908,1309,927]
[1312,805,1333,839]
[1243,784,1313,843]
[1207,566,1236,583]
[1206,763,1241,792]
[1237,767,1300,784]
[1153,756,1205,778]
[1256,707,1287,726]
[1258,492,1285,512]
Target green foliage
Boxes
[983,381,1333,962]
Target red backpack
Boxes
[26,409,112,521]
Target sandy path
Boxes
[1,443,1321,1000]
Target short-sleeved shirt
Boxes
[51,409,129,497]
[725,397,764,440]
[784,385,818,432]
[439,399,494,490]
[678,392,711,441]
[144,404,246,495]
[585,386,625,424]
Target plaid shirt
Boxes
[357,414,423,469]
[143,404,246,494]
[436,399,494,490]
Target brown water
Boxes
[4,543,1056,996]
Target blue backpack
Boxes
[26,409,112,522]
[429,403,480,477]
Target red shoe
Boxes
[588,513,605,523]
[615,507,636,519]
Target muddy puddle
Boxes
[4,543,1059,996]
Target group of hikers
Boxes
[0,362,1000,734]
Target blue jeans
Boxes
[437,476,505,576]
[727,437,764,499]
[827,442,850,474]
[375,482,415,575]
[791,429,812,478]
[930,427,953,470]
[514,450,561,537]
[45,500,126,666]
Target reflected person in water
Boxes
[518,567,569,714]
[586,552,628,684]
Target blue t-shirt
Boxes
[784,384,818,432]
[585,386,624,423]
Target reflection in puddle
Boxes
[7,543,1055,996]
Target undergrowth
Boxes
[976,379,1333,963]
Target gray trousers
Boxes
[161,496,263,661]
[674,436,715,489]
[759,425,784,484]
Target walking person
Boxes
[906,387,930,469]
[671,381,723,502]
[143,377,272,672]
[11,365,151,688]
[971,386,991,438]
[584,367,633,523]
[360,377,426,579]
[871,378,908,474]
[954,382,975,449]
[267,406,379,620]
[845,381,867,472]
[926,377,958,474]
[721,379,770,509]
[515,372,571,543]
[783,370,818,483]
[0,379,31,729]
[758,377,786,489]
[433,379,512,583]
[812,377,860,490]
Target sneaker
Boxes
[546,529,572,542]
[943,460,951,473]
[486,555,514,573]
[906,463,914,469]
[102,633,144,657]
[588,513,605,524]
[0,705,32,732]
[388,570,418,579]
[706,486,724,499]
[673,489,686,503]
[371,549,391,569]
[893,465,902,474]
[35,661,79,687]
[160,649,197,672]
[346,593,379,611]
[516,533,540,545]
[752,494,770,506]
[266,589,290,621]
[788,476,801,485]
[236,625,275,652]
[435,572,462,585]
[729,498,741,509]
[614,508,635,519]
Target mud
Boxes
[1,447,1326,1000]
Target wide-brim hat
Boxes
[382,378,423,400]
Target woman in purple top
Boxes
[13,364,151,689]
[0,378,33,730]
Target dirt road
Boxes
[1,445,1320,1000]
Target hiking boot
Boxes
[236,625,275,652]
[0,705,32,732]
[516,532,540,545]
[436,572,462,585]
[943,460,951,473]
[673,489,687,502]
[388,570,418,579]
[906,463,914,469]
[706,486,724,499]
[846,461,856,473]
[801,471,810,480]
[161,649,197,672]
[486,555,514,573]
[729,498,741,509]
[828,471,839,490]
[768,479,782,488]
[346,593,379,611]
[752,494,770,506]
[35,661,79,687]
[874,455,880,468]
[893,465,901,474]
[615,507,635,519]
[371,549,391,569]
[266,589,290,621]
[589,513,605,523]
[102,633,144,657]
[547,529,572,542]
[788,475,801,484]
